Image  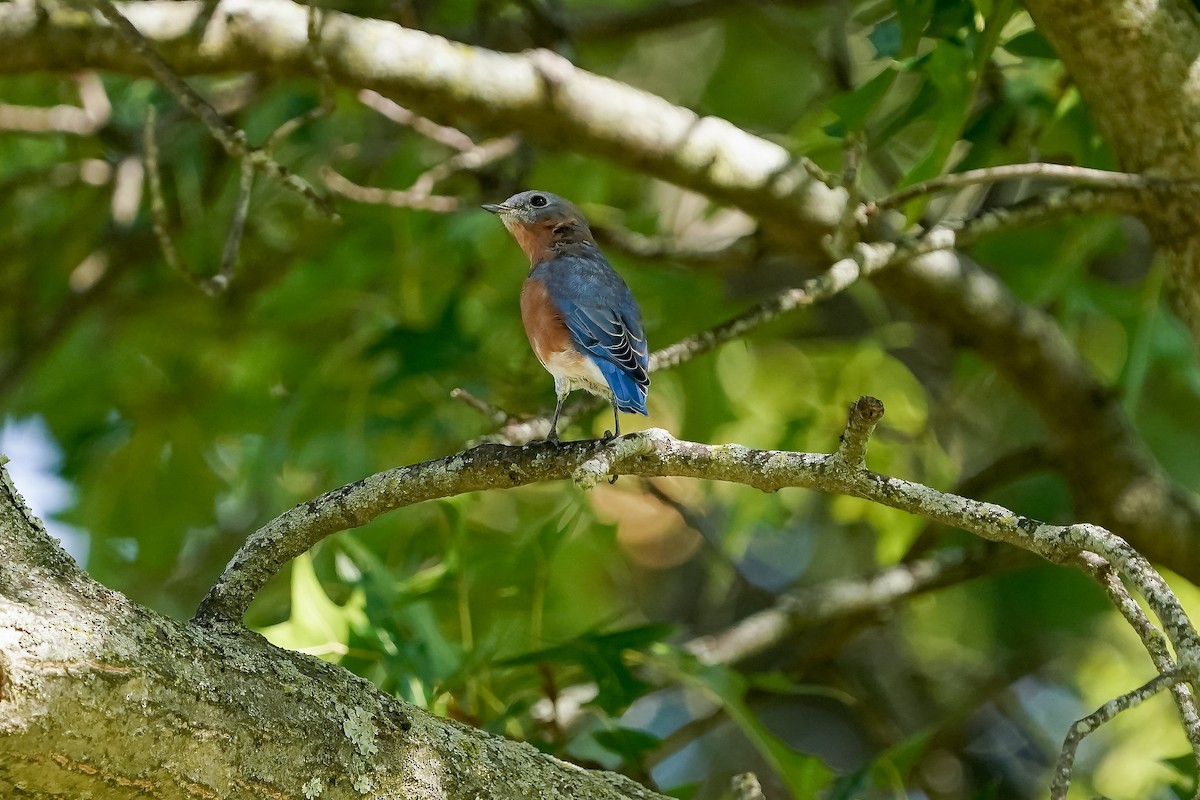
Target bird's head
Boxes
[483,190,593,261]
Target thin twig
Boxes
[264,4,336,153]
[144,107,198,291]
[450,388,513,426]
[358,90,476,152]
[0,72,111,135]
[877,162,1179,209]
[798,156,834,188]
[145,107,253,296]
[1077,552,1200,772]
[321,167,461,211]
[832,395,883,469]
[685,544,1023,666]
[84,0,335,218]
[409,135,519,196]
[212,158,255,294]
[826,131,865,259]
[1050,669,1181,800]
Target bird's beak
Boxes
[481,203,507,214]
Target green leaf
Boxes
[1162,752,1198,797]
[897,43,973,187]
[593,727,662,765]
[1003,29,1059,59]
[258,552,367,662]
[655,653,834,797]
[893,0,935,53]
[827,68,899,134]
[500,624,675,715]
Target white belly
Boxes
[543,349,611,399]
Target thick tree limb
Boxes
[0,463,668,800]
[1025,0,1200,342]
[0,0,842,245]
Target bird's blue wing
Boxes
[542,251,649,414]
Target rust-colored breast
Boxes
[505,219,555,263]
[521,278,572,366]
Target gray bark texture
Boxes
[0,465,665,800]
[1025,0,1200,338]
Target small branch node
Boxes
[833,395,884,469]
[528,47,576,88]
[798,157,833,189]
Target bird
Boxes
[483,190,649,443]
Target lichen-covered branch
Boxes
[0,460,670,800]
[191,396,1200,795]
[1025,0,1200,342]
[193,397,1200,667]
[1077,552,1200,764]
[1050,669,1182,800]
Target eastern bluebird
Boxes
[483,190,649,442]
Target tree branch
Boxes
[191,395,1200,794]
[1077,552,1200,768]
[193,397,1200,665]
[1050,669,1182,800]
[80,0,335,218]
[0,72,110,135]
[876,162,1179,209]
[685,544,1025,666]
[1024,0,1200,343]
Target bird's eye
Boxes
[529,194,548,208]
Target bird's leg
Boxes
[606,402,621,483]
[547,387,566,443]
[603,402,621,442]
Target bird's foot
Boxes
[602,429,617,442]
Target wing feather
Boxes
[538,249,650,412]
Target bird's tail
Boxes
[596,360,648,415]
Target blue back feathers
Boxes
[532,244,649,414]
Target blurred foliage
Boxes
[2,0,1199,798]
